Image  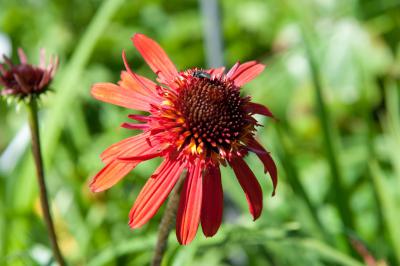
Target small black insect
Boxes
[192,70,211,79]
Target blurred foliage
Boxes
[1,0,400,265]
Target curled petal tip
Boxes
[229,157,263,221]
[89,182,100,193]
[128,219,140,229]
[89,176,106,193]
[132,33,145,40]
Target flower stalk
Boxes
[151,176,185,266]
[27,98,65,266]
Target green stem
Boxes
[27,99,65,266]
[151,176,185,266]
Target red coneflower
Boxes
[90,34,277,245]
[0,48,58,100]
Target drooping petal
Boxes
[227,61,265,87]
[245,102,275,118]
[176,159,203,245]
[89,160,138,192]
[13,73,30,93]
[91,133,162,192]
[247,138,278,196]
[201,164,223,237]
[91,83,154,111]
[229,157,263,220]
[132,34,178,85]
[129,157,186,228]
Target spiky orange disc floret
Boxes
[150,69,258,164]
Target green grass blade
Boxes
[302,33,354,231]
[296,238,364,266]
[87,236,155,266]
[369,161,400,264]
[273,125,331,243]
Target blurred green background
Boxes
[1,0,400,265]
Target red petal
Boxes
[247,138,278,196]
[228,61,265,87]
[39,48,46,68]
[176,159,203,245]
[100,132,158,164]
[91,134,162,192]
[89,160,138,192]
[121,122,149,130]
[122,50,158,91]
[119,71,162,103]
[226,62,240,78]
[132,34,178,85]
[245,102,275,118]
[17,48,27,64]
[118,151,163,161]
[0,64,6,75]
[229,157,263,220]
[128,114,150,122]
[91,83,153,111]
[206,67,225,79]
[129,157,186,228]
[201,165,223,237]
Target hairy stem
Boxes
[27,99,65,266]
[151,176,185,266]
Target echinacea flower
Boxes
[0,48,58,100]
[1,48,64,264]
[90,34,278,245]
